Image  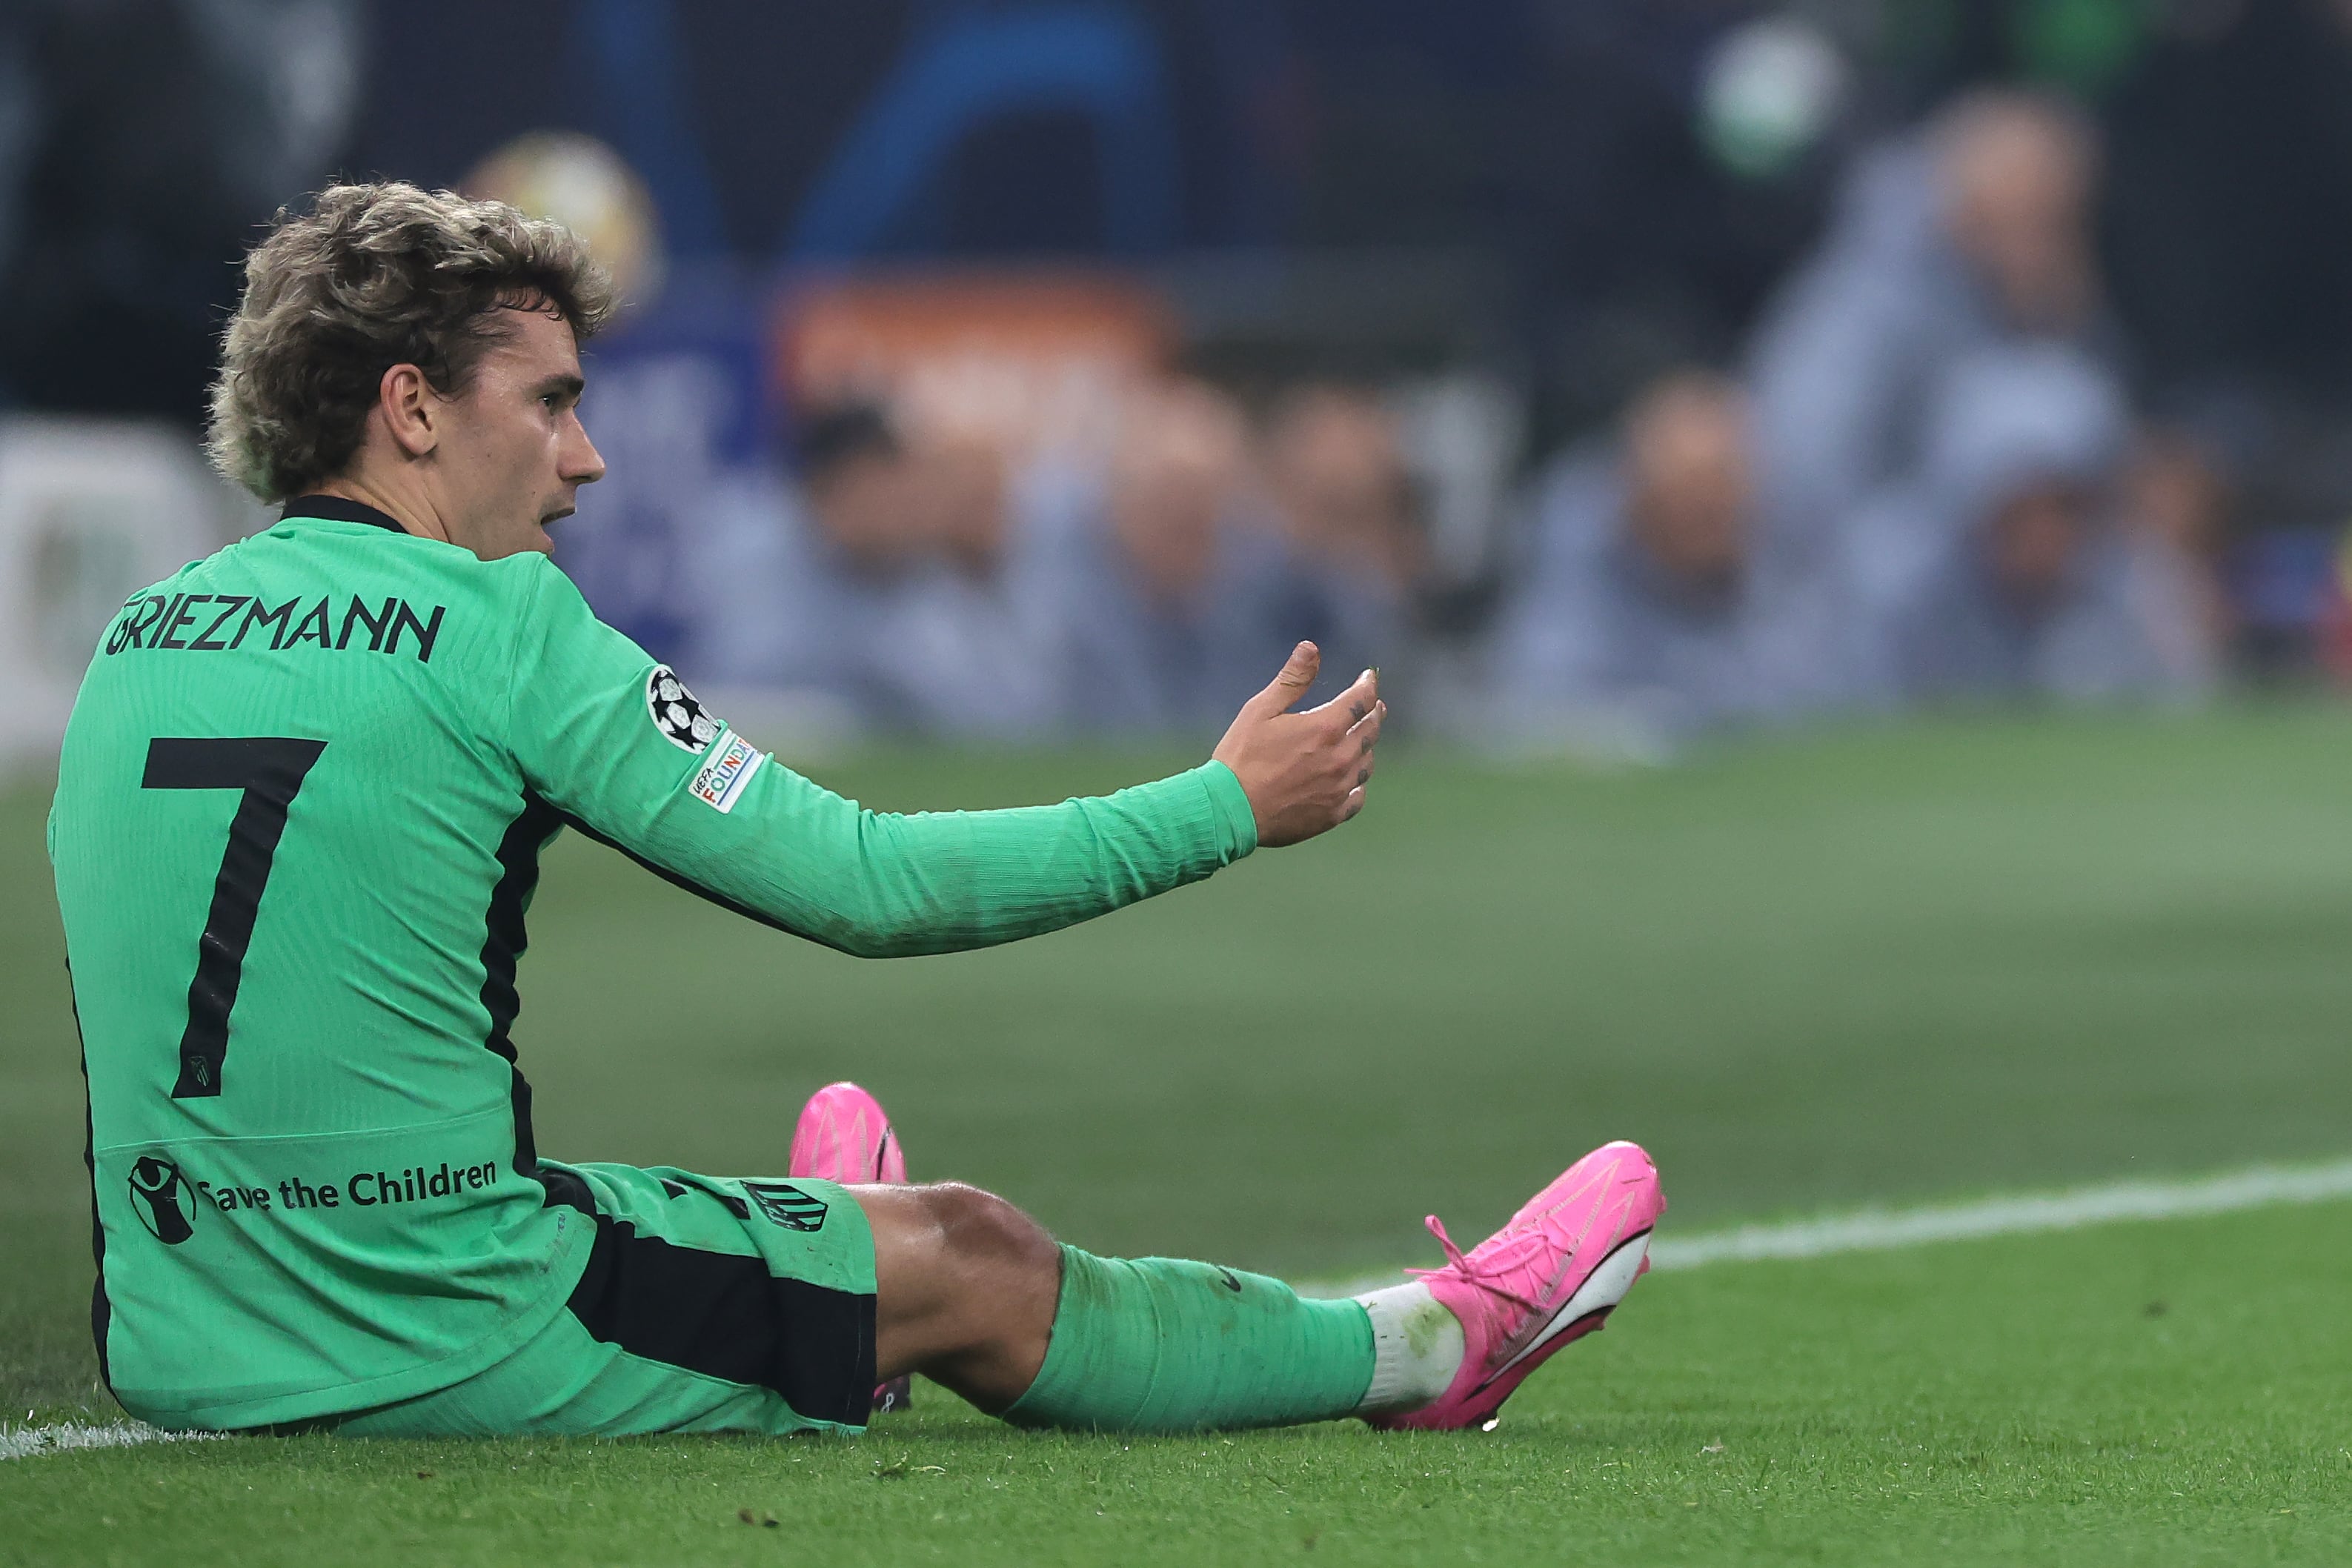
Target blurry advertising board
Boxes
[0,419,235,764]
[775,272,1175,462]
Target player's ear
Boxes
[379,362,439,459]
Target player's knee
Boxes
[918,1181,1056,1275]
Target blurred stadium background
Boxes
[13,0,2352,759]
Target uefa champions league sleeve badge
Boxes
[645,665,722,754]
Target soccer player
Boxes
[49,183,1662,1441]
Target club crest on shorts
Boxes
[644,665,721,754]
[127,1155,196,1245]
[742,1180,828,1232]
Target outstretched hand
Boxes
[1211,642,1385,849]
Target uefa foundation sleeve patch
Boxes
[688,728,766,814]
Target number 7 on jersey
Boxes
[142,737,328,1098]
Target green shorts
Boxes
[328,1160,877,1438]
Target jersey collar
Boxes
[281,494,412,536]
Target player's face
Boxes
[432,305,605,560]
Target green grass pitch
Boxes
[5,708,2352,1564]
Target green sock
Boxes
[1002,1246,1376,1434]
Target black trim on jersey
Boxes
[280,494,410,535]
[478,791,591,1216]
[550,808,857,954]
[68,969,113,1397]
[565,1213,877,1426]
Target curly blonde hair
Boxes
[205,182,617,502]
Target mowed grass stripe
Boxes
[3,1196,2347,1567]
[8,1154,2345,1466]
[10,710,2352,1559]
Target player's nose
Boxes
[564,413,606,486]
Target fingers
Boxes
[1334,692,1383,817]
[1216,649,1386,848]
[1310,666,1381,728]
[1244,642,1322,717]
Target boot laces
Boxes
[1405,1214,1549,1317]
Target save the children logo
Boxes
[119,1149,508,1244]
[127,1156,196,1245]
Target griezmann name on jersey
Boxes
[49,500,1258,1431]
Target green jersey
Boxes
[48,496,1258,1431]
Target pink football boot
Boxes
[1372,1140,1664,1432]
[788,1082,911,1415]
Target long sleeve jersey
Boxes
[47,497,1257,1429]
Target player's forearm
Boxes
[624,761,1259,957]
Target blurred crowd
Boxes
[685,90,2224,753]
[1492,90,2223,755]
[692,378,1417,740]
[9,0,2348,755]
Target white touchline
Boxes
[1647,1156,2352,1269]
[11,1158,2352,1458]
[0,1421,223,1462]
[1305,1155,2352,1299]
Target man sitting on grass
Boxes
[48,182,1661,1441]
